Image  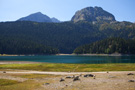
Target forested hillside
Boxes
[0,21,135,54]
[74,38,135,54]
[0,21,102,54]
[0,37,59,55]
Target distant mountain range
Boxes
[17,6,116,23]
[18,12,60,23]
[0,6,135,54]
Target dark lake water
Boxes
[0,55,135,64]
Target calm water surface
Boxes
[0,55,135,64]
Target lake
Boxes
[0,55,135,64]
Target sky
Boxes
[0,0,135,22]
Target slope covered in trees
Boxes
[0,21,103,54]
[0,21,135,54]
[74,38,135,54]
[0,38,59,55]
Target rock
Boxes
[66,76,73,79]
[73,75,75,78]
[44,83,50,85]
[71,6,116,23]
[127,73,134,75]
[80,74,82,77]
[66,85,68,87]
[73,76,80,81]
[84,75,87,77]
[93,75,96,79]
[60,78,65,82]
[84,74,94,77]
[128,80,135,82]
[3,71,6,73]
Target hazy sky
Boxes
[0,0,135,22]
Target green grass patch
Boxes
[0,80,41,90]
[0,63,135,72]
[0,79,19,86]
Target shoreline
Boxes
[1,53,134,56]
[0,61,41,64]
[58,53,134,56]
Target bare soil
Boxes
[0,70,135,90]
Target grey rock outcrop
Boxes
[71,6,116,23]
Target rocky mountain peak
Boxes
[71,6,116,23]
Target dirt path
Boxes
[1,70,135,75]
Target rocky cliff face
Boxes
[71,6,116,23]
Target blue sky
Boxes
[0,0,135,22]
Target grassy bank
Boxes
[0,79,19,86]
[0,80,41,90]
[0,63,135,72]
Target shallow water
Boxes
[0,55,135,64]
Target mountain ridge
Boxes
[0,6,135,54]
[18,12,60,23]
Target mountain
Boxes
[71,6,116,23]
[0,6,135,54]
[18,12,60,23]
[0,21,135,54]
[74,38,135,54]
[51,17,60,23]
